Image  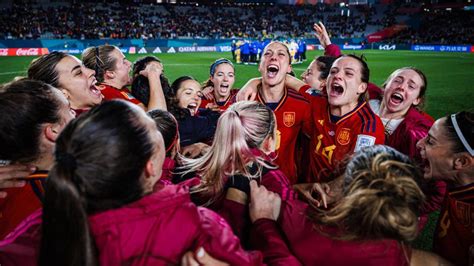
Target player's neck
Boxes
[102,79,125,90]
[31,152,53,172]
[261,83,285,102]
[379,102,407,120]
[453,171,474,187]
[329,101,358,117]
[215,92,228,102]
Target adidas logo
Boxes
[167,47,176,53]
[138,47,147,54]
[153,47,162,53]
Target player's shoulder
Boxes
[353,103,382,133]
[287,89,310,104]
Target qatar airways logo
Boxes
[16,48,40,56]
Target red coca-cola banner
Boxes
[471,46,474,53]
[0,48,50,56]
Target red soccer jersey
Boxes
[256,87,312,184]
[99,84,142,105]
[0,171,47,239]
[434,183,474,266]
[308,96,385,182]
[200,90,238,112]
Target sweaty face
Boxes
[326,56,366,108]
[259,42,291,87]
[383,69,423,116]
[211,63,235,99]
[109,48,132,87]
[56,56,102,110]
[176,79,203,116]
[417,118,456,180]
[302,60,322,90]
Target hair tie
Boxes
[451,114,474,156]
[57,152,77,170]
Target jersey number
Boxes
[314,134,336,164]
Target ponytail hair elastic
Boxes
[451,113,474,156]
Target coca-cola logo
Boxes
[16,48,40,56]
[0,49,8,56]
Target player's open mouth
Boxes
[89,79,102,98]
[219,84,230,92]
[330,83,344,96]
[267,65,279,78]
[187,103,198,116]
[389,92,404,105]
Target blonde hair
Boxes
[181,101,276,204]
[318,145,425,242]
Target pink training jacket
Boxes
[0,184,264,266]
[89,183,263,266]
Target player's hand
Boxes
[140,62,163,79]
[313,21,331,48]
[236,78,261,101]
[201,86,214,100]
[249,180,281,223]
[181,142,210,158]
[181,247,229,266]
[0,164,36,198]
[293,182,332,208]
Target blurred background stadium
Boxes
[0,0,473,119]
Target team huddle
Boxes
[0,23,472,266]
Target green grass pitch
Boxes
[0,50,473,118]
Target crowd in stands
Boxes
[1,2,379,40]
[2,2,473,44]
[385,9,474,45]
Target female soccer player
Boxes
[240,41,312,184]
[0,79,75,238]
[314,22,434,162]
[167,76,220,154]
[147,109,180,182]
[37,100,274,265]
[417,111,473,265]
[82,45,166,111]
[178,101,296,243]
[301,55,335,95]
[28,51,102,116]
[370,67,433,162]
[250,145,452,265]
[239,54,385,182]
[200,58,237,111]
